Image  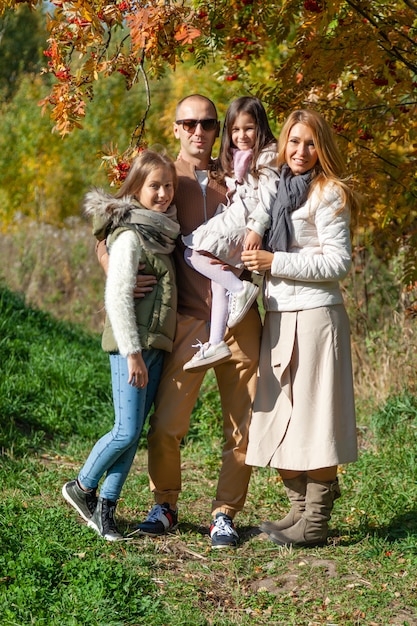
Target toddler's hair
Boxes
[218,96,275,181]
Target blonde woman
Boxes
[242,109,359,547]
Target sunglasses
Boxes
[175,118,218,132]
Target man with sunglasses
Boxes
[97,95,261,548]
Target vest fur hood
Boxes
[83,188,139,225]
[83,187,179,242]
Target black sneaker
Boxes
[134,503,178,536]
[62,480,98,522]
[210,512,239,549]
[88,497,124,541]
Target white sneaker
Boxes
[210,513,239,549]
[183,340,232,373]
[227,280,259,328]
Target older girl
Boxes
[62,150,179,540]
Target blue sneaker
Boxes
[134,503,178,536]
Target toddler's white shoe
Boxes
[227,281,259,328]
[183,340,232,373]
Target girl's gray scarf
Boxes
[121,206,180,255]
[266,164,312,252]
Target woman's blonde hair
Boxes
[278,109,358,213]
[115,150,177,200]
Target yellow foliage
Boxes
[3,0,417,279]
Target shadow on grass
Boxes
[379,510,417,542]
[0,420,54,460]
[239,514,417,548]
[77,514,417,551]
[329,510,417,548]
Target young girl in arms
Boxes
[242,109,359,547]
[182,96,278,372]
[62,150,180,540]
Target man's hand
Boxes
[97,241,109,274]
[97,244,156,298]
[208,256,234,272]
[134,265,157,298]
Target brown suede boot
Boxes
[260,473,307,534]
[268,477,341,547]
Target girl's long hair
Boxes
[278,109,359,214]
[217,96,275,181]
[114,150,177,201]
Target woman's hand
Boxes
[127,352,148,388]
[241,249,274,273]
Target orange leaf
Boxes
[174,23,201,45]
[126,8,152,52]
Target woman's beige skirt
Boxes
[246,305,357,470]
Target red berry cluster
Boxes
[116,161,130,181]
[357,129,373,141]
[303,0,322,12]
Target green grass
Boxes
[1,285,417,625]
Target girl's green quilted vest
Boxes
[102,225,177,354]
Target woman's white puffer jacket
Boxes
[264,182,352,312]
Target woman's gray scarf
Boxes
[266,164,312,252]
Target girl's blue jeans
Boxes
[78,349,164,502]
